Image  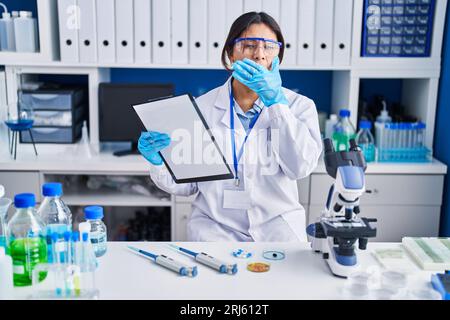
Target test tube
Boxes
[63,231,71,264]
[51,232,62,297]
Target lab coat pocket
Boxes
[257,128,281,178]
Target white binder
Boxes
[115,0,134,63]
[171,0,188,64]
[226,0,243,32]
[280,0,298,66]
[96,0,116,63]
[57,0,79,62]
[207,0,227,66]
[189,0,208,64]
[315,0,334,66]
[262,0,279,21]
[134,0,151,64]
[244,0,261,12]
[297,0,315,66]
[333,0,353,66]
[78,0,97,63]
[152,0,171,64]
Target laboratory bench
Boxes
[9,241,442,300]
[0,147,447,242]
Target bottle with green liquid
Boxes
[332,109,356,151]
[7,193,47,286]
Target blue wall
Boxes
[110,69,333,113]
[434,3,450,236]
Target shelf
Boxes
[0,147,446,175]
[62,186,171,207]
[0,60,353,71]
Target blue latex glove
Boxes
[138,131,171,166]
[231,56,288,107]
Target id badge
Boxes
[223,181,252,210]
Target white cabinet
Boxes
[308,173,444,242]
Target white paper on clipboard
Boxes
[133,94,234,183]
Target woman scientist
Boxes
[138,12,322,241]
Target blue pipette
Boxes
[169,244,238,275]
[127,246,198,277]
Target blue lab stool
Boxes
[5,119,38,160]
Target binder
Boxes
[244,0,262,12]
[315,0,334,65]
[171,0,188,64]
[189,0,208,64]
[152,0,171,64]
[134,0,151,64]
[226,0,243,32]
[115,0,134,63]
[96,0,116,63]
[78,0,97,63]
[57,0,79,62]
[297,0,315,66]
[333,0,353,66]
[207,0,226,66]
[262,0,279,22]
[280,0,298,66]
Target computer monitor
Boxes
[99,83,174,156]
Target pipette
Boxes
[169,244,238,275]
[127,246,198,277]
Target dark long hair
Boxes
[221,12,285,71]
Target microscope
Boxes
[306,138,377,278]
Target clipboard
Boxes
[133,93,234,183]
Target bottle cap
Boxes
[51,232,59,243]
[14,193,35,208]
[2,12,10,19]
[42,182,63,197]
[359,120,372,129]
[63,231,71,241]
[71,231,80,242]
[82,232,89,242]
[19,11,32,18]
[84,206,104,219]
[339,109,350,117]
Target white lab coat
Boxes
[149,77,322,242]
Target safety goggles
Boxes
[233,37,282,57]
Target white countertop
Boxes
[0,145,447,174]
[11,242,442,300]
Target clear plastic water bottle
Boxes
[37,182,72,263]
[356,120,376,162]
[332,109,356,151]
[84,206,107,257]
[6,193,47,286]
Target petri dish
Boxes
[380,270,408,290]
[262,249,285,261]
[370,287,398,300]
[408,288,442,300]
[232,249,252,259]
[342,282,370,300]
[247,262,270,273]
